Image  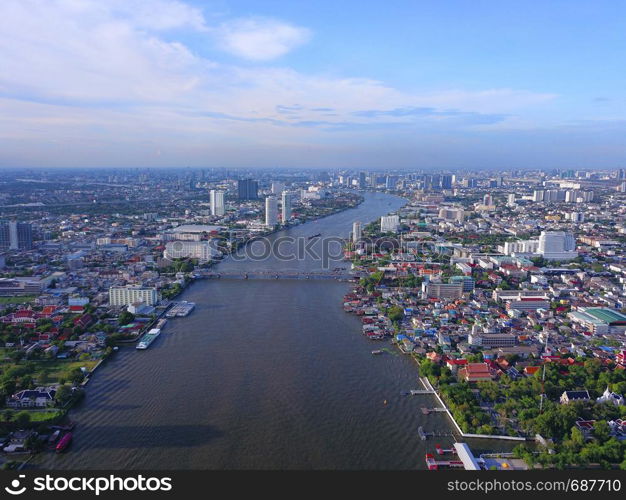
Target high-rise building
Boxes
[507,194,516,206]
[209,190,225,216]
[358,172,367,189]
[352,221,362,243]
[281,191,292,223]
[441,175,453,189]
[271,182,285,195]
[238,179,259,200]
[265,196,278,227]
[380,215,400,233]
[0,222,33,250]
[538,231,577,260]
[109,286,159,306]
[532,190,545,202]
[483,194,493,206]
[438,207,465,222]
[164,240,220,262]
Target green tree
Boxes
[55,384,74,406]
[118,311,135,326]
[14,411,31,428]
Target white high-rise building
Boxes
[271,182,285,195]
[265,196,278,227]
[483,194,494,206]
[538,231,577,260]
[281,191,292,223]
[352,221,362,243]
[164,240,221,263]
[109,286,159,306]
[210,190,225,216]
[507,194,516,206]
[380,215,400,233]
[568,212,584,223]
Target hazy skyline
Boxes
[1,0,625,169]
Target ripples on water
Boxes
[35,193,479,470]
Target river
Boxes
[35,192,470,470]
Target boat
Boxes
[166,301,196,318]
[136,328,161,350]
[48,430,60,444]
[55,432,72,453]
[371,350,383,355]
[308,233,321,239]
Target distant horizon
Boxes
[1,1,625,168]
[0,165,623,172]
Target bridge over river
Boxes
[194,270,364,280]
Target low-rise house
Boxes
[559,389,590,404]
[6,386,57,408]
[458,362,494,383]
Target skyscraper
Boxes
[441,175,453,189]
[352,221,362,243]
[265,196,278,227]
[210,190,225,216]
[238,179,259,200]
[380,215,400,233]
[281,191,292,223]
[0,222,33,250]
[358,172,367,189]
[271,182,285,195]
[538,231,577,260]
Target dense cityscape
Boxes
[0,167,625,471]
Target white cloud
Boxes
[0,0,563,167]
[212,17,312,61]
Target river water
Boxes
[35,192,471,470]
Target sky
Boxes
[1,0,625,169]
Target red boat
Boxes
[55,432,73,453]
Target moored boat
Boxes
[56,432,72,453]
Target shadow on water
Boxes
[68,425,224,450]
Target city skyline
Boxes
[1,0,626,169]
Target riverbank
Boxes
[29,192,454,470]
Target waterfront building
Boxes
[109,285,159,307]
[164,240,220,263]
[352,221,362,243]
[0,222,33,250]
[210,190,225,216]
[358,172,367,189]
[380,215,400,233]
[281,191,292,223]
[265,196,278,227]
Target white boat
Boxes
[136,328,161,350]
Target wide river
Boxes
[37,192,470,470]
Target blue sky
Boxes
[0,0,625,169]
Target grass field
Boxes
[35,360,99,384]
[0,359,100,385]
[1,409,64,423]
[0,296,35,305]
